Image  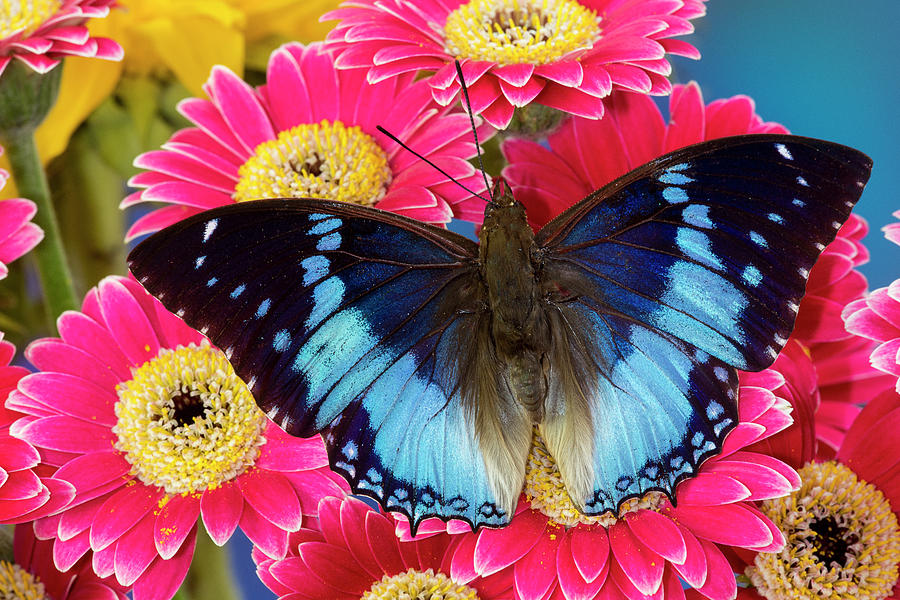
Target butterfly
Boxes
[128,134,871,531]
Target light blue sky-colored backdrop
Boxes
[228,1,900,597]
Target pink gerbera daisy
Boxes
[7,275,348,600]
[323,0,707,129]
[0,0,122,75]
[501,81,787,229]
[1,525,128,599]
[737,392,900,600]
[123,41,492,240]
[0,336,74,524]
[254,495,515,599]
[396,367,799,600]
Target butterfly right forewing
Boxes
[536,134,871,513]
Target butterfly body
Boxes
[129,134,872,530]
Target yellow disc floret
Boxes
[234,120,392,205]
[113,342,267,495]
[0,561,47,600]
[524,428,664,528]
[0,0,60,40]
[443,0,600,66]
[749,461,900,600]
[361,568,479,600]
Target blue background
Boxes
[227,1,900,597]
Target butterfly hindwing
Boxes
[128,199,509,529]
[538,134,871,512]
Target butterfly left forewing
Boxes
[128,199,511,530]
[536,134,871,513]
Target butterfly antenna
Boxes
[454,60,493,203]
[375,125,490,202]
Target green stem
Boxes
[181,529,242,600]
[2,129,79,327]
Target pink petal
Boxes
[24,339,120,390]
[91,484,164,551]
[176,98,247,161]
[0,198,37,241]
[626,509,687,565]
[17,373,117,425]
[204,66,276,153]
[53,451,130,497]
[450,533,480,584]
[664,82,705,151]
[133,151,235,195]
[535,85,605,120]
[264,47,313,129]
[493,64,536,86]
[238,470,302,532]
[96,277,160,366]
[570,525,610,582]
[201,482,244,545]
[839,406,900,483]
[608,521,664,595]
[257,432,328,471]
[241,503,289,559]
[114,513,159,586]
[339,499,383,579]
[515,529,562,600]
[676,471,751,505]
[668,526,704,589]
[0,436,40,471]
[53,529,91,571]
[13,416,115,453]
[125,205,203,242]
[705,458,796,500]
[140,182,231,210]
[155,494,200,559]
[692,538,737,600]
[557,533,606,600]
[365,509,407,575]
[480,97,516,129]
[315,496,345,547]
[668,504,773,548]
[131,526,196,600]
[535,61,584,86]
[474,508,546,575]
[54,312,131,380]
[499,77,545,107]
[298,542,373,595]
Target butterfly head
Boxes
[488,177,515,208]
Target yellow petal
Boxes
[35,57,123,163]
[135,16,244,97]
[236,0,341,43]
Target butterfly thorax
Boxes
[478,180,551,418]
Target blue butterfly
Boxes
[128,134,871,531]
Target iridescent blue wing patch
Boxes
[128,199,507,529]
[537,134,871,512]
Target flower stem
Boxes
[181,529,242,600]
[2,128,79,326]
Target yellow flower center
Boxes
[749,461,900,600]
[234,120,392,206]
[361,568,479,600]
[443,0,600,66]
[0,0,60,41]
[112,342,268,495]
[524,428,665,527]
[0,561,47,600]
